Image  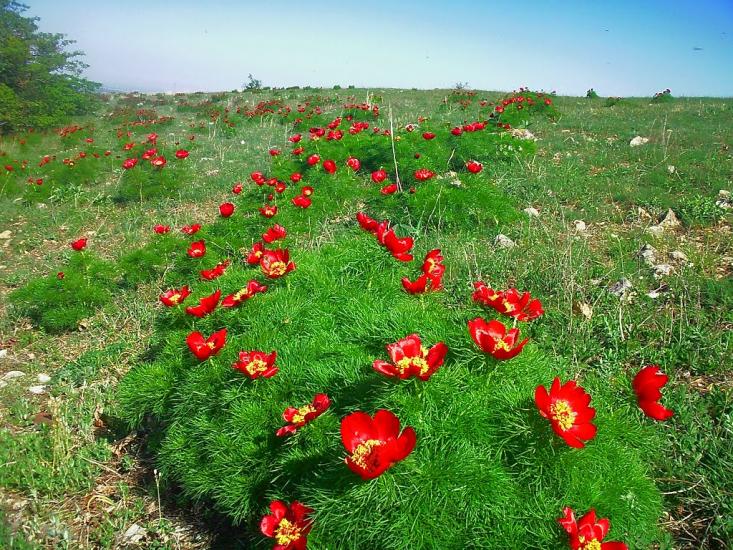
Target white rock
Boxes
[637,207,653,221]
[669,250,688,263]
[659,209,681,229]
[638,244,658,265]
[653,264,674,278]
[716,190,732,209]
[0,349,7,360]
[37,373,51,384]
[573,220,587,232]
[608,278,633,297]
[667,165,676,174]
[0,380,6,389]
[523,207,540,217]
[629,136,649,147]
[2,370,25,381]
[494,234,515,248]
[510,128,536,141]
[0,230,11,239]
[121,523,147,544]
[28,385,47,395]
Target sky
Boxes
[24,0,733,96]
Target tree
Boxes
[0,0,100,132]
[242,73,262,91]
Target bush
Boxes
[586,88,599,99]
[651,89,674,103]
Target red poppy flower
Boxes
[175,149,189,159]
[260,249,295,279]
[232,182,243,194]
[70,237,87,251]
[153,224,170,234]
[187,240,206,258]
[535,378,597,448]
[376,223,414,262]
[466,160,483,173]
[307,154,320,166]
[371,169,387,184]
[251,171,266,185]
[260,500,313,550]
[159,285,191,306]
[200,259,230,280]
[422,132,436,140]
[57,271,64,279]
[259,205,278,218]
[221,280,267,307]
[184,289,221,317]
[275,181,287,194]
[150,156,166,168]
[451,127,462,136]
[347,157,361,171]
[467,317,528,360]
[181,223,201,235]
[323,159,337,174]
[301,186,314,196]
[186,329,227,361]
[233,350,279,379]
[146,132,158,143]
[219,202,235,217]
[141,148,157,160]
[373,334,448,381]
[263,224,287,244]
[122,158,138,170]
[292,146,304,155]
[246,242,266,265]
[292,194,312,208]
[414,168,435,181]
[341,410,416,480]
[558,507,628,550]
[288,134,302,143]
[472,282,545,321]
[290,172,303,183]
[276,393,331,437]
[402,249,444,293]
[269,148,281,156]
[123,142,135,151]
[632,365,674,421]
[356,212,379,234]
[380,183,398,195]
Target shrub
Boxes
[651,89,674,103]
[586,88,599,99]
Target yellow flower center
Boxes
[503,300,514,313]
[275,518,302,546]
[169,294,180,304]
[349,439,383,469]
[395,347,430,375]
[246,358,267,375]
[268,261,287,276]
[493,340,511,352]
[578,536,601,550]
[292,405,317,424]
[550,400,577,431]
[206,341,216,350]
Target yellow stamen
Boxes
[169,294,180,304]
[503,300,514,313]
[493,340,511,352]
[579,537,601,550]
[292,404,316,424]
[349,439,383,469]
[550,400,577,431]
[275,518,302,546]
[268,261,287,276]
[246,358,268,375]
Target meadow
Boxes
[0,87,731,549]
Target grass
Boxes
[0,88,731,548]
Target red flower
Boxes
[181,223,201,235]
[467,318,528,360]
[150,155,166,168]
[260,205,278,218]
[290,172,303,183]
[186,329,227,361]
[402,249,444,293]
[558,507,628,550]
[376,223,414,262]
[292,146,304,155]
[146,132,158,143]
[141,148,157,160]
[288,134,302,143]
[221,280,267,307]
[323,159,337,174]
[260,249,295,279]
[472,282,544,321]
[246,242,266,265]
[301,186,314,196]
[341,410,416,480]
[276,394,331,437]
[219,202,235,217]
[346,157,361,171]
[233,350,279,379]
[260,500,313,550]
[122,158,138,170]
[200,259,230,280]
[153,224,170,234]
[306,154,320,166]
[422,132,436,140]
[535,378,597,448]
[371,169,387,184]
[185,289,221,318]
[175,149,189,159]
[380,183,398,195]
[263,224,287,244]
[414,168,435,181]
[70,237,87,251]
[373,334,448,381]
[632,365,674,421]
[275,181,287,193]
[356,211,379,234]
[232,182,243,194]
[159,286,191,306]
[251,171,266,185]
[451,127,462,136]
[292,194,312,208]
[187,240,206,258]
[466,160,483,173]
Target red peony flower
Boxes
[262,224,287,244]
[376,222,414,262]
[356,211,379,234]
[181,223,201,235]
[632,365,674,421]
[186,329,227,361]
[70,237,87,251]
[373,334,448,381]
[221,280,267,307]
[288,134,302,143]
[175,149,189,159]
[122,158,138,170]
[146,132,158,143]
[323,159,337,174]
[251,171,266,185]
[141,148,157,160]
[371,169,387,184]
[292,194,312,208]
[259,205,278,218]
[290,172,303,183]
[467,317,528,360]
[153,224,170,234]
[414,168,435,181]
[159,286,191,306]
[380,183,398,195]
[292,146,304,155]
[535,378,597,448]
[466,160,483,173]
[233,350,279,379]
[341,410,416,480]
[276,393,331,437]
[307,154,320,166]
[185,289,221,318]
[246,242,266,265]
[200,260,230,280]
[472,282,544,321]
[346,157,361,171]
[260,249,295,279]
[260,500,313,550]
[402,249,444,293]
[275,181,287,194]
[422,132,436,140]
[301,186,313,196]
[232,182,243,194]
[451,127,462,136]
[187,240,206,258]
[219,202,235,217]
[269,148,281,156]
[150,156,166,168]
[558,507,628,550]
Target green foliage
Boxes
[676,194,723,227]
[586,88,599,99]
[605,96,623,107]
[651,89,674,103]
[8,253,115,332]
[117,233,188,286]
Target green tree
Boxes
[0,0,99,132]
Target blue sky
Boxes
[25,0,733,96]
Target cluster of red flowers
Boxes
[356,212,414,261]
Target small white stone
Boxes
[0,230,11,239]
[669,250,688,263]
[28,385,47,395]
[37,373,51,384]
[667,165,676,174]
[2,370,25,381]
[629,136,649,147]
[0,349,7,360]
[494,234,515,248]
[573,220,587,232]
[608,278,633,297]
[523,207,540,217]
[638,244,658,265]
[653,264,674,278]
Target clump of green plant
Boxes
[116,233,187,287]
[677,194,723,226]
[606,96,623,107]
[586,88,599,99]
[651,89,674,103]
[9,253,115,333]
